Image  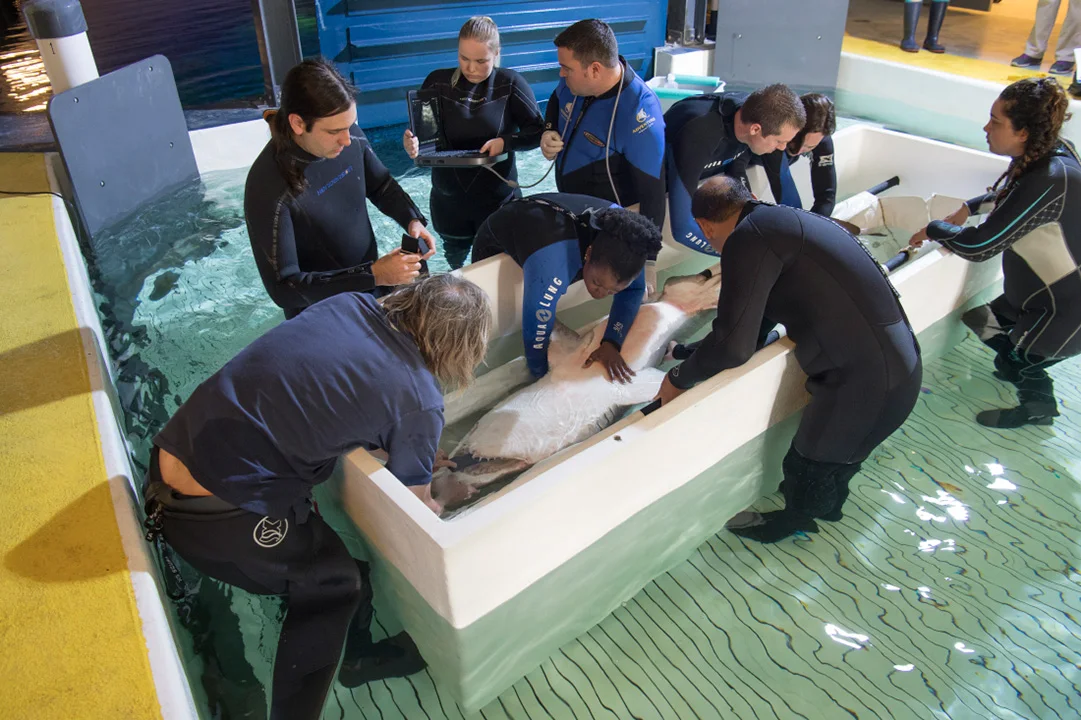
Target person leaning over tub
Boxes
[664,83,806,257]
[402,16,544,270]
[655,176,922,544]
[471,193,662,383]
[909,78,1080,429]
[142,275,491,720]
[245,58,436,320]
[724,93,837,217]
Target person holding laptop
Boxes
[246,58,436,319]
[403,16,544,269]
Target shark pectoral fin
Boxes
[617,368,667,406]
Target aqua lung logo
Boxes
[253,517,288,548]
[532,278,563,349]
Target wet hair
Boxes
[588,208,663,282]
[267,58,357,195]
[787,93,835,154]
[381,274,492,391]
[460,16,500,54]
[554,19,619,69]
[990,77,1072,199]
[740,84,807,138]
[691,175,755,222]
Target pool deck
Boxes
[0,153,162,718]
[0,37,1071,717]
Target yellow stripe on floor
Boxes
[843,34,1073,89]
[0,154,162,719]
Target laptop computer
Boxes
[406,89,507,167]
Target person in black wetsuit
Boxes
[142,275,491,720]
[245,58,436,319]
[654,176,923,543]
[910,78,1080,429]
[540,19,666,294]
[403,16,544,269]
[725,93,837,217]
[664,84,806,257]
[472,193,663,382]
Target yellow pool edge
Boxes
[0,153,165,719]
[842,34,1071,89]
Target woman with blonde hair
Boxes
[912,78,1079,428]
[403,16,545,268]
[142,275,491,718]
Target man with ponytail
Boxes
[245,58,437,319]
[912,78,1080,428]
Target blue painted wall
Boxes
[315,0,668,128]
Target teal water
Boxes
[78,124,1081,718]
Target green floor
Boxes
[321,333,1080,719]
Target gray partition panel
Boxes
[47,55,198,238]
[713,0,850,94]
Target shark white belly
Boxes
[433,268,722,514]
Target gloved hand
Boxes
[540,130,564,161]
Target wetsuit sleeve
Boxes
[927,166,1066,262]
[666,131,722,256]
[361,140,426,229]
[965,191,996,214]
[245,190,377,310]
[809,136,837,216]
[747,151,785,203]
[603,269,645,349]
[667,228,784,389]
[621,93,666,245]
[383,407,444,487]
[502,74,544,151]
[520,240,576,377]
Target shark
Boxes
[431,266,723,517]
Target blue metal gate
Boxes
[314,0,668,128]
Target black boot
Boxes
[338,632,427,688]
[923,1,948,53]
[977,372,1059,428]
[901,2,921,53]
[818,463,862,522]
[730,449,834,543]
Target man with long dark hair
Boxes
[245,58,437,318]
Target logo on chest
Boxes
[582,131,606,147]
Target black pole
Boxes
[251,0,302,106]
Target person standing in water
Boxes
[472,193,662,383]
[246,58,436,319]
[724,93,837,217]
[403,16,544,269]
[143,275,491,720]
[655,176,922,544]
[664,83,806,256]
[911,78,1080,428]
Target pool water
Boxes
[80,125,1081,719]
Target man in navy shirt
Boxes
[143,275,491,719]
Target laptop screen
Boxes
[410,93,441,146]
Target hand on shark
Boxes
[583,340,636,384]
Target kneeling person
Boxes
[655,177,923,543]
[472,193,663,382]
[143,276,491,719]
